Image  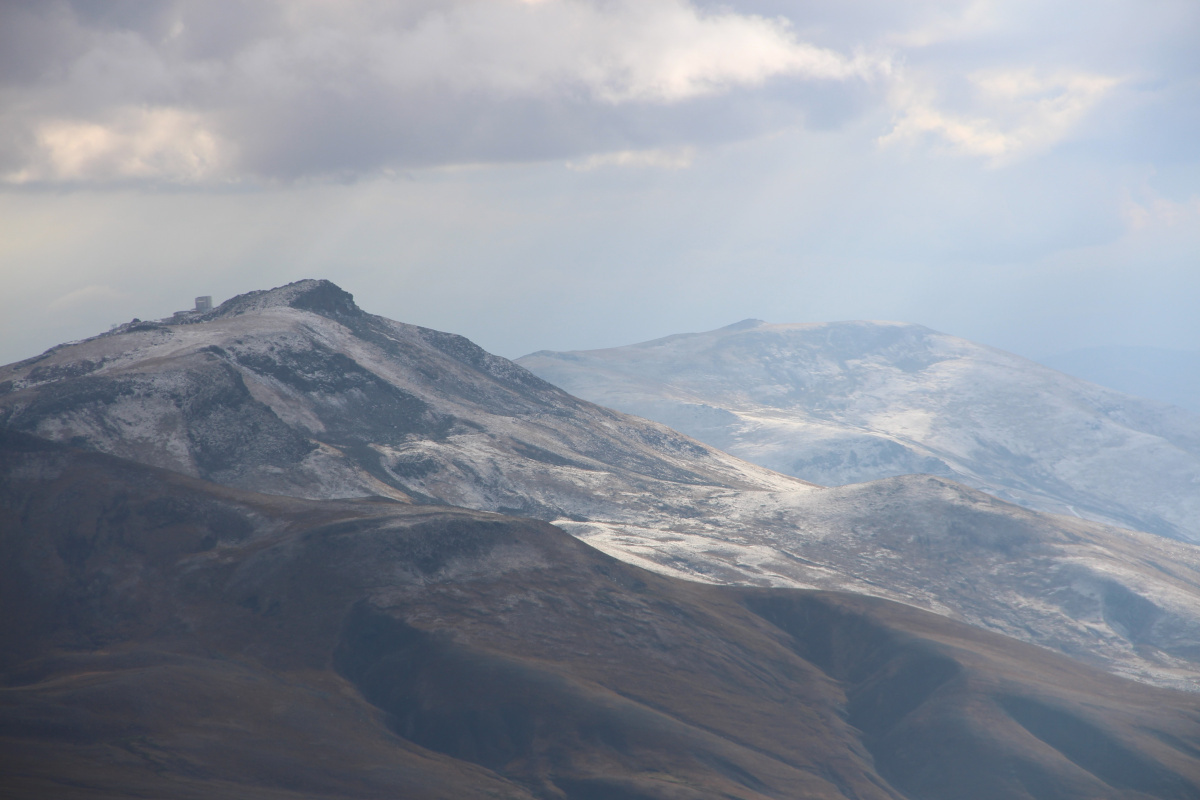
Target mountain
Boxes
[0,279,801,513]
[517,320,1200,544]
[1038,346,1200,416]
[4,281,1200,692]
[5,430,1200,800]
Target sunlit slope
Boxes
[519,319,1200,543]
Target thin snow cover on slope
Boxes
[559,474,1200,690]
[4,281,1200,691]
[518,319,1200,544]
[0,279,804,514]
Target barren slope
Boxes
[4,431,1200,800]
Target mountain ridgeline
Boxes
[518,319,1200,543]
[5,280,1200,691]
[0,280,792,511]
[4,279,1200,799]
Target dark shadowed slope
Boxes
[5,280,1200,691]
[4,431,1200,800]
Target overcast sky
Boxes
[2,0,1198,367]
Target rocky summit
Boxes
[0,279,801,510]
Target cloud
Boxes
[882,0,998,48]
[364,0,885,102]
[0,0,1190,187]
[567,146,697,171]
[7,107,228,184]
[881,68,1119,164]
[1123,186,1200,231]
[0,0,887,186]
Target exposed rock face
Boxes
[517,319,1200,543]
[4,281,1200,691]
[4,431,1200,800]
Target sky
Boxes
[1,0,1198,368]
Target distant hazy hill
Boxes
[518,320,1200,544]
[6,282,1200,690]
[1039,345,1200,415]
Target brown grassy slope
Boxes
[2,430,1199,800]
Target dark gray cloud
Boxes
[3,0,1194,184]
[0,0,1197,371]
[0,0,890,183]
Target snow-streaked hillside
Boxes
[518,320,1200,544]
[5,281,1200,690]
[0,281,802,514]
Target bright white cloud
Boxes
[881,68,1118,164]
[7,107,228,184]
[273,0,887,101]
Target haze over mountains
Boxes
[4,280,1200,694]
[1039,346,1200,416]
[518,320,1200,544]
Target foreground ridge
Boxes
[3,431,1200,800]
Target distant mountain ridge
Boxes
[6,281,1200,691]
[1,279,796,511]
[1039,345,1200,415]
[518,319,1200,544]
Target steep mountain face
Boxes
[5,432,1200,800]
[517,320,1200,544]
[4,281,1200,692]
